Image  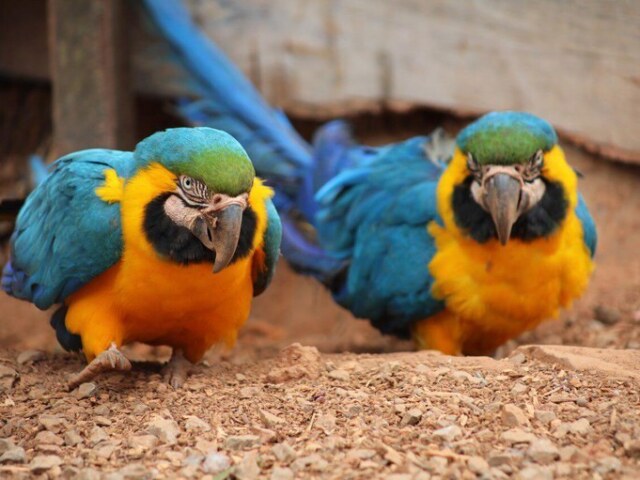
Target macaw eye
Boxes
[181,176,194,190]
[523,150,544,181]
[466,153,482,181]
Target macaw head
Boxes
[133,127,256,272]
[450,111,573,245]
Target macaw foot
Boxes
[163,349,192,389]
[67,343,131,391]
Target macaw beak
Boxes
[192,203,244,273]
[483,173,522,245]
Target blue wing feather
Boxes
[252,199,282,297]
[316,136,446,336]
[2,150,134,309]
[575,193,597,257]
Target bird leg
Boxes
[163,349,192,389]
[67,342,131,391]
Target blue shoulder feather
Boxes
[252,199,282,296]
[315,136,446,336]
[575,193,597,257]
[2,150,134,309]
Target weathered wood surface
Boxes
[134,0,640,163]
[2,0,639,162]
[48,0,134,155]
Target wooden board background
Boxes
[2,0,640,162]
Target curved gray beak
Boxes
[484,173,522,245]
[192,204,244,273]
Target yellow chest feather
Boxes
[66,163,273,362]
[428,146,594,343]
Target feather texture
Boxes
[2,150,134,309]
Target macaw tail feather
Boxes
[141,0,347,282]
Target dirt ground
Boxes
[0,129,639,479]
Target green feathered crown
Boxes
[457,112,558,165]
[134,127,255,195]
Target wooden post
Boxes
[48,0,133,155]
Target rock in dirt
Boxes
[35,431,64,446]
[328,369,350,381]
[184,415,211,432]
[259,409,284,428]
[316,413,336,434]
[501,404,529,428]
[624,439,640,458]
[501,428,537,445]
[128,434,158,451]
[272,443,296,463]
[89,426,109,446]
[401,407,423,426]
[0,446,26,464]
[225,435,261,450]
[202,452,231,474]
[569,418,591,435]
[467,456,489,474]
[516,466,552,480]
[17,350,45,365]
[271,467,294,480]
[516,345,640,380]
[527,438,559,464]
[38,414,66,433]
[146,415,180,445]
[29,454,63,473]
[0,365,18,389]
[292,453,328,472]
[77,382,98,399]
[235,451,260,480]
[433,425,462,442]
[534,410,556,424]
[64,430,83,447]
[265,343,321,383]
[0,439,14,454]
[117,463,153,479]
[595,456,621,474]
[594,305,621,325]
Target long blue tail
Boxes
[141,0,346,281]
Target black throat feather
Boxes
[144,193,257,265]
[452,176,568,243]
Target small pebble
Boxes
[0,447,26,464]
[501,428,537,445]
[17,350,45,365]
[272,443,296,463]
[433,425,462,442]
[202,452,231,474]
[328,369,350,381]
[501,404,529,428]
[35,431,64,446]
[76,382,98,399]
[225,435,261,450]
[527,438,560,464]
[401,408,423,426]
[260,409,284,428]
[271,467,294,480]
[147,416,180,445]
[29,454,63,473]
[184,415,211,432]
[467,455,489,474]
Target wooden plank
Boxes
[155,0,640,163]
[48,0,133,155]
[4,1,638,162]
[0,0,49,82]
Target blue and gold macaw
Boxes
[143,0,597,355]
[2,128,281,388]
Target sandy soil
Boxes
[0,135,639,479]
